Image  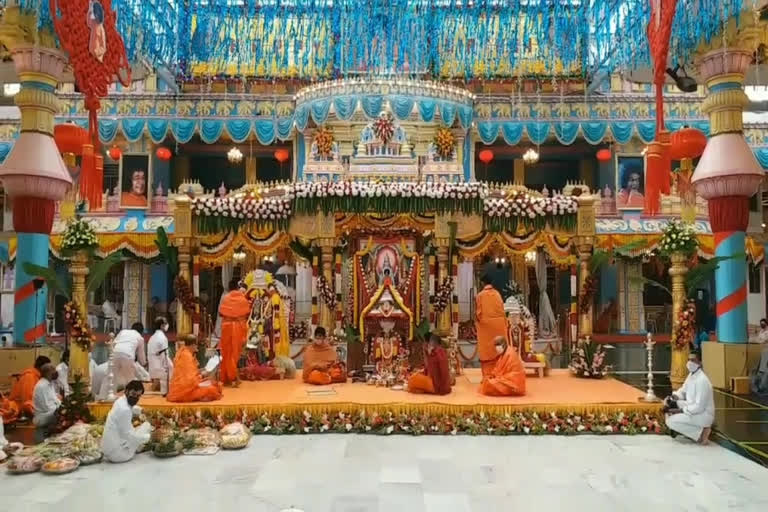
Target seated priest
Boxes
[664,351,715,444]
[302,327,346,385]
[101,380,152,463]
[407,334,452,395]
[479,336,526,397]
[8,356,51,419]
[167,335,223,403]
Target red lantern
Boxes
[669,127,707,161]
[596,148,612,162]
[156,147,172,161]
[53,123,89,155]
[274,149,290,163]
[478,149,494,165]
[107,146,122,161]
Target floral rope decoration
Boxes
[578,275,597,315]
[484,192,579,232]
[659,219,698,257]
[670,300,696,350]
[434,127,455,159]
[316,275,337,310]
[373,113,395,143]
[193,196,292,234]
[569,337,611,379]
[141,408,664,437]
[433,277,454,314]
[173,275,198,315]
[314,127,334,159]
[60,218,98,252]
[63,301,95,351]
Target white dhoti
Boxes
[95,360,150,401]
[666,412,712,442]
[149,357,174,395]
[101,396,152,463]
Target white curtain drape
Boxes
[457,262,474,322]
[535,251,557,338]
[295,262,313,322]
[213,262,234,340]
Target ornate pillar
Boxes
[669,253,690,389]
[0,12,72,345]
[692,27,764,346]
[618,261,645,333]
[69,251,90,381]
[173,197,194,336]
[435,241,452,336]
[319,239,334,333]
[576,195,596,338]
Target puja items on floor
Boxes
[6,423,103,476]
[220,422,250,450]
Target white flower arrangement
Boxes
[292,181,488,202]
[483,192,578,219]
[192,197,292,222]
[61,218,98,251]
[658,219,698,257]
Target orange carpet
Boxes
[89,369,656,420]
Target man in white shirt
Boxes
[32,363,62,442]
[101,380,151,463]
[664,351,715,444]
[147,317,173,395]
[112,323,147,392]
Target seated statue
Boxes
[480,336,526,396]
[167,336,222,403]
[303,327,346,385]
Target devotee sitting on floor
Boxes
[8,355,50,419]
[112,323,147,391]
[302,327,346,385]
[167,335,223,403]
[475,274,510,378]
[407,334,452,395]
[147,316,173,395]
[751,342,768,395]
[479,335,526,397]
[32,363,61,442]
[664,351,715,444]
[101,380,152,463]
[218,279,250,388]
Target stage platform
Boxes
[88,370,663,433]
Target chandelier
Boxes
[233,248,246,262]
[522,148,539,165]
[525,250,537,266]
[227,146,243,163]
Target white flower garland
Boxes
[61,219,98,251]
[316,275,337,310]
[433,277,454,314]
[484,193,578,219]
[192,196,292,221]
[292,181,488,200]
[659,219,697,256]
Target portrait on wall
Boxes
[119,153,152,209]
[615,154,645,210]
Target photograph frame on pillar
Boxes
[615,153,646,211]
[118,153,152,209]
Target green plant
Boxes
[154,227,179,276]
[53,374,94,433]
[633,254,744,299]
[413,318,431,343]
[342,325,361,344]
[23,251,122,301]
[658,219,698,257]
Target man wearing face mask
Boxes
[32,363,62,442]
[101,380,152,463]
[147,316,173,395]
[663,351,715,444]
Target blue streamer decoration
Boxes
[225,120,252,143]
[200,120,225,144]
[147,120,170,143]
[171,120,197,144]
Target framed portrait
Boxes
[118,153,152,209]
[615,154,645,210]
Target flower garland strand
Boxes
[670,300,696,350]
[63,301,95,351]
[174,275,198,315]
[316,274,337,311]
[569,338,611,379]
[433,277,454,314]
[484,192,579,232]
[578,275,597,315]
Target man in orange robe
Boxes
[167,336,222,403]
[303,327,346,385]
[480,336,526,397]
[408,334,452,395]
[475,274,509,377]
[218,279,251,387]
[8,356,50,418]
[1,392,20,425]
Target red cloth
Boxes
[240,354,279,381]
[409,346,451,395]
[218,290,251,385]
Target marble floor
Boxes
[2,435,767,512]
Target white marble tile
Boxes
[1,435,766,512]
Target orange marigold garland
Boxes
[63,301,95,351]
[314,127,334,159]
[434,128,455,159]
[670,300,696,350]
[173,275,198,315]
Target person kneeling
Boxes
[479,336,526,397]
[664,351,714,445]
[303,327,346,385]
[407,334,452,395]
[101,381,152,463]
[167,336,223,403]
